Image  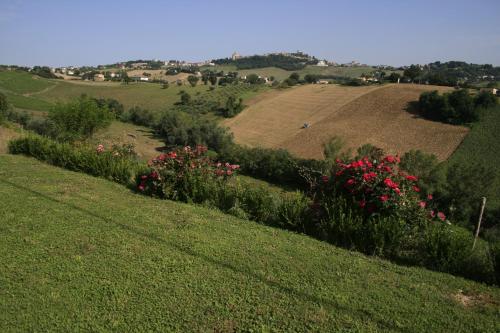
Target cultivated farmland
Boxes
[226,84,468,160]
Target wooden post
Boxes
[472,197,487,250]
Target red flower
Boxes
[394,187,401,195]
[359,200,366,208]
[150,171,159,179]
[405,175,418,182]
[383,166,392,173]
[383,178,398,189]
[412,186,421,192]
[384,155,399,163]
[430,210,436,218]
[226,170,233,176]
[346,178,356,186]
[362,172,377,182]
[419,201,426,208]
[141,175,148,180]
[437,212,446,221]
[427,194,433,200]
[138,184,145,191]
[379,194,389,202]
[321,175,329,183]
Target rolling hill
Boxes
[225,84,468,160]
[0,154,499,332]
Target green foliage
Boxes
[0,92,9,122]
[437,162,496,228]
[387,72,401,83]
[403,65,422,82]
[214,53,316,70]
[304,74,319,83]
[155,110,233,152]
[245,74,262,84]
[323,136,346,160]
[221,96,243,117]
[355,144,384,162]
[418,89,479,124]
[47,96,114,141]
[8,136,137,184]
[178,90,192,104]
[400,150,441,193]
[187,75,199,87]
[474,90,498,109]
[120,106,157,127]
[92,97,124,117]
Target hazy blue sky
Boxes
[1,0,499,67]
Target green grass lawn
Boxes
[446,105,500,209]
[0,154,499,332]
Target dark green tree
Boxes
[187,75,199,87]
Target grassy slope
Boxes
[0,154,499,332]
[447,105,500,209]
[0,71,55,94]
[0,71,56,112]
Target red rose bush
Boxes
[136,145,239,203]
[316,155,445,223]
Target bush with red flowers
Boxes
[136,145,239,203]
[316,155,446,223]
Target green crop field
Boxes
[446,104,500,209]
[0,154,498,332]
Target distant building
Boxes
[315,60,328,67]
[94,73,105,81]
[231,52,241,60]
[318,80,329,84]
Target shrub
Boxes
[155,110,233,152]
[121,106,157,127]
[92,97,124,117]
[317,155,439,221]
[136,145,239,203]
[8,136,137,184]
[48,96,114,141]
[323,136,347,161]
[355,144,384,162]
[418,224,495,283]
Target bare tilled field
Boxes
[224,84,382,147]
[226,84,468,161]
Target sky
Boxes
[0,0,499,67]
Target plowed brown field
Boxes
[225,84,468,161]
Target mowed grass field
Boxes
[1,154,499,332]
[226,84,468,160]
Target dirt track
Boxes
[226,84,468,161]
